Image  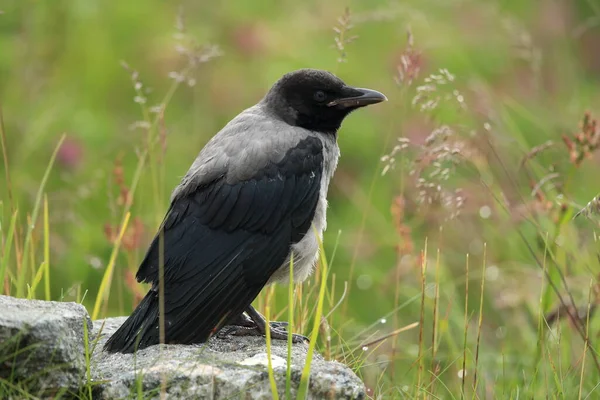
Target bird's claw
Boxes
[268,321,288,330]
[218,323,308,344]
[267,322,309,343]
[290,333,310,344]
[267,326,309,344]
[216,325,250,338]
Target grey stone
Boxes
[0,295,92,397]
[91,317,366,399]
[0,297,366,399]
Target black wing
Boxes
[104,136,323,352]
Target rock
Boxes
[0,296,366,399]
[92,317,366,399]
[0,295,92,397]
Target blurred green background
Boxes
[2,0,600,397]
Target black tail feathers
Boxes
[103,290,159,353]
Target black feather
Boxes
[104,136,324,353]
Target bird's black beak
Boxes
[327,87,388,109]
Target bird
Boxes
[104,68,387,353]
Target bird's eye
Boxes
[313,90,326,102]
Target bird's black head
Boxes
[263,69,387,134]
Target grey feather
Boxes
[172,102,339,284]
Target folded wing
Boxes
[104,136,324,352]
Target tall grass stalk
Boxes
[265,304,280,400]
[578,279,594,400]
[92,212,131,320]
[297,230,329,400]
[430,247,441,391]
[0,106,21,264]
[286,254,294,400]
[0,211,18,295]
[461,254,469,399]
[83,317,93,400]
[391,240,402,381]
[358,321,419,349]
[537,232,550,395]
[16,134,65,298]
[472,243,486,397]
[27,196,51,300]
[42,195,50,301]
[415,239,427,398]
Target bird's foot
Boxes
[220,323,308,343]
[247,305,309,343]
[217,307,308,343]
[216,313,255,338]
[227,312,256,328]
[269,321,289,330]
[267,322,309,343]
[266,324,309,344]
[217,324,257,339]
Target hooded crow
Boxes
[104,68,387,353]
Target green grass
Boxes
[2,0,600,398]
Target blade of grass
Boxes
[0,105,22,272]
[430,247,441,392]
[416,240,428,399]
[28,197,52,299]
[27,261,46,299]
[585,382,600,400]
[26,214,35,286]
[538,233,550,396]
[546,345,562,395]
[0,210,18,295]
[472,243,486,398]
[83,316,93,400]
[295,280,303,334]
[286,253,294,400]
[578,279,594,400]
[43,195,50,301]
[427,358,460,400]
[16,134,66,298]
[391,239,402,381]
[461,254,469,400]
[346,293,422,345]
[297,228,329,400]
[92,212,131,320]
[265,304,280,400]
[324,281,348,320]
[358,322,419,348]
